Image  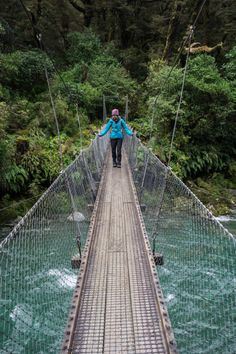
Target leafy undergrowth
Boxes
[187,174,236,216]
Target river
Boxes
[217,215,236,236]
[0,214,235,353]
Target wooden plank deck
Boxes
[62,152,177,354]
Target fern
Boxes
[2,164,28,193]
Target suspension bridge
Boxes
[1,0,236,351]
[0,129,236,354]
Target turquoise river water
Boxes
[0,216,235,353]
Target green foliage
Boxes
[0,18,14,53]
[0,134,28,194]
[187,55,224,93]
[66,29,102,65]
[0,25,235,222]
[138,53,236,180]
[0,29,137,214]
[223,45,236,80]
[55,40,137,119]
[2,164,28,193]
[188,174,236,216]
[0,50,53,94]
[228,162,236,185]
[0,83,10,101]
[78,56,136,116]
[0,194,39,224]
[179,148,228,179]
[0,129,57,196]
[0,102,7,136]
[21,130,61,184]
[5,99,34,131]
[22,94,79,136]
[89,55,136,96]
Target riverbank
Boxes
[1,174,236,242]
[0,195,41,243]
[217,214,236,236]
[187,175,236,216]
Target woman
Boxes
[98,108,133,167]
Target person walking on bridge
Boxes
[98,108,133,168]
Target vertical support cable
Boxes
[44,58,64,172]
[139,153,149,202]
[75,103,83,152]
[103,95,107,122]
[38,34,82,256]
[148,25,196,147]
[81,151,97,201]
[125,95,129,121]
[151,26,194,254]
[149,95,158,144]
[167,26,194,166]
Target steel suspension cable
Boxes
[125,95,129,121]
[37,34,82,256]
[192,0,208,27]
[149,30,192,142]
[0,193,42,213]
[149,0,208,143]
[151,27,194,253]
[17,0,88,257]
[167,27,194,166]
[40,41,64,171]
[103,95,107,122]
[75,103,83,152]
[144,1,208,236]
[102,95,128,121]
[18,0,76,101]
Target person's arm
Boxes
[121,119,133,136]
[99,120,112,137]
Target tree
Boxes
[0,50,53,94]
[141,53,236,178]
[223,45,236,80]
[55,33,137,120]
[66,29,102,65]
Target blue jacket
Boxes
[99,118,133,139]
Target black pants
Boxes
[110,138,123,164]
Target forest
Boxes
[0,0,236,224]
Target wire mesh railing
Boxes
[125,134,236,354]
[0,134,109,354]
